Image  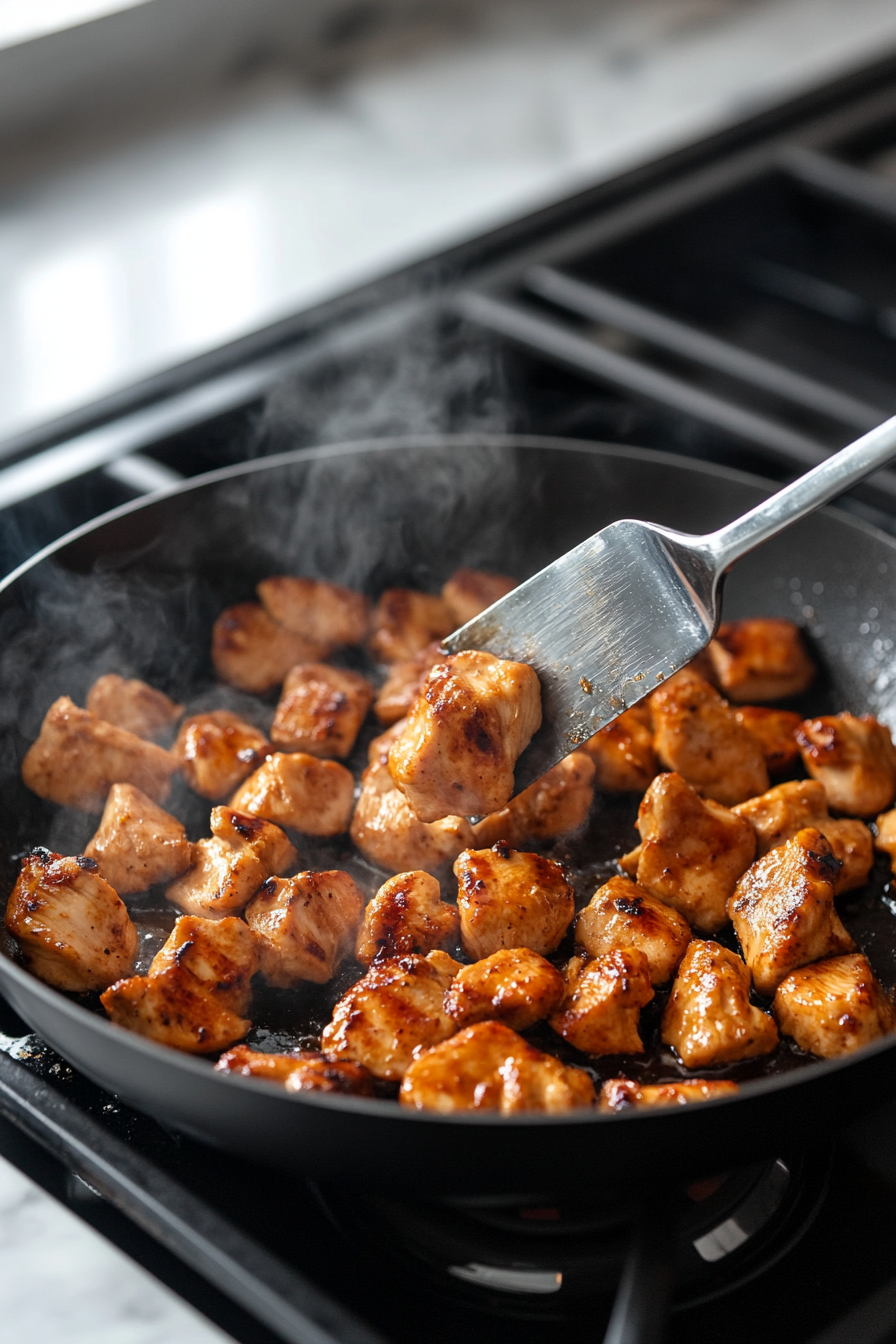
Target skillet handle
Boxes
[602,1199,676,1344]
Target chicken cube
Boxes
[350,760,474,875]
[270,663,374,757]
[444,947,564,1030]
[167,807,297,919]
[215,1045,375,1094]
[662,940,778,1068]
[84,783,192,895]
[583,708,657,793]
[244,870,364,985]
[549,949,654,1055]
[399,1021,595,1113]
[5,848,138,992]
[651,669,768,806]
[256,576,369,650]
[389,650,542,822]
[875,806,896,873]
[22,696,178,812]
[454,843,574,960]
[174,710,271,801]
[707,618,816,702]
[575,876,691,986]
[773,953,896,1058]
[734,780,873,896]
[86,674,182,741]
[599,1078,739,1111]
[796,713,896,816]
[211,603,324,694]
[470,751,595,848]
[374,642,445,726]
[230,752,355,836]
[320,950,461,1080]
[368,719,407,765]
[729,828,855,995]
[369,589,455,664]
[441,569,517,626]
[355,870,459,964]
[733,706,802,776]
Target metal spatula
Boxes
[442,414,896,795]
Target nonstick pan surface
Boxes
[2,434,896,1198]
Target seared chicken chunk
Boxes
[796,713,896,816]
[471,751,595,848]
[549,949,654,1056]
[22,696,178,812]
[651,668,768,806]
[211,603,324,694]
[444,947,564,1030]
[368,719,407,766]
[441,569,517,626]
[167,808,297,919]
[628,772,756,934]
[174,710,271,801]
[374,641,445,726]
[350,760,473,875]
[230,752,354,836]
[215,1045,375,1094]
[355,870,459,964]
[86,674,182,741]
[84,783,191,895]
[708,618,816,702]
[101,915,258,1054]
[662,940,778,1068]
[270,663,374,757]
[733,706,802,776]
[400,1021,595,1113]
[245,869,364,985]
[729,828,855,995]
[575,876,691,986]
[5,848,137,992]
[773,953,896,1058]
[369,589,455,664]
[599,1077,739,1111]
[875,806,896,873]
[734,779,873,895]
[389,650,542,822]
[454,843,574,960]
[321,950,460,1080]
[583,707,657,793]
[256,576,369,650]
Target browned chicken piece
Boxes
[583,707,658,793]
[708,618,816,702]
[454,843,575,960]
[374,642,445,727]
[733,779,873,896]
[599,1077,739,1111]
[399,1020,595,1113]
[662,939,778,1068]
[796,713,896,816]
[5,848,138,992]
[211,603,325,694]
[733,706,802,776]
[215,1045,375,1094]
[173,710,271,801]
[350,759,474,875]
[270,663,374,757]
[575,876,691,986]
[368,719,407,765]
[84,783,191,895]
[441,569,517,626]
[355,870,459,964]
[22,696,178,812]
[389,650,542,822]
[368,589,455,664]
[244,869,364,985]
[773,953,896,1058]
[629,772,756,934]
[167,807,297,919]
[444,947,564,1030]
[729,828,855,995]
[471,751,595,848]
[651,668,768,806]
[86,674,183,741]
[256,576,369,650]
[549,949,654,1055]
[875,806,896,873]
[320,950,461,1079]
[101,915,258,1054]
[230,752,355,836]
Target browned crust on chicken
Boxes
[549,949,654,1055]
[86,674,183,741]
[374,642,445,726]
[230,752,355,836]
[733,706,802,775]
[454,843,574,960]
[216,1045,375,1094]
[167,807,297,919]
[796,713,896,816]
[662,940,778,1068]
[773,953,896,1058]
[256,577,369,650]
[441,569,517,626]
[733,779,873,896]
[575,876,691,986]
[84,783,191,895]
[369,589,455,664]
[651,669,768,806]
[583,708,658,793]
[245,869,365,985]
[211,603,324,693]
[708,619,816,703]
[599,1077,739,1111]
[471,751,595,848]
[174,710,271,801]
[350,760,473,876]
[444,947,564,1031]
[270,663,374,758]
[355,870,459,964]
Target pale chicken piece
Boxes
[173,710,271,801]
[167,807,297,919]
[355,870,459,965]
[599,1077,739,1112]
[101,915,258,1054]
[399,1020,595,1113]
[244,869,364,985]
[211,603,325,694]
[549,949,654,1055]
[729,828,855,996]
[662,939,778,1068]
[320,950,461,1080]
[368,719,407,765]
[733,706,802,776]
[215,1045,375,1094]
[583,708,658,793]
[733,779,873,896]
[629,772,756,934]
[389,650,542,822]
[575,876,691,986]
[651,668,768,806]
[708,618,816,702]
[86,674,183,741]
[22,696,178,812]
[84,783,191,895]
[5,848,138,992]
[454,843,575,960]
[350,760,474,875]
[270,663,374,757]
[230,752,355,836]
[875,806,896,873]
[374,642,445,727]
[796,713,896,816]
[773,953,896,1058]
[444,947,564,1030]
[441,569,517,626]
[369,589,455,664]
[470,751,595,848]
[256,576,369,650]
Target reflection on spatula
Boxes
[442,414,896,797]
